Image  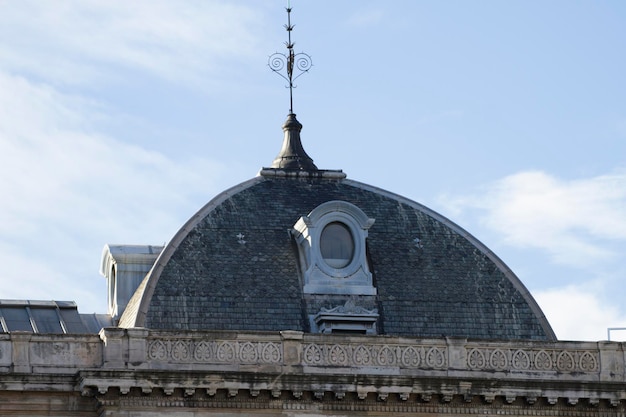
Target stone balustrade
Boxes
[95,328,624,381]
[2,329,626,405]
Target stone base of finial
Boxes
[258,168,347,179]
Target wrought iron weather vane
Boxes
[268,3,312,114]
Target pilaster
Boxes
[10,332,32,373]
[100,327,127,368]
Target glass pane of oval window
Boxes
[321,222,354,268]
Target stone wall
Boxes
[2,329,626,415]
[0,332,102,374]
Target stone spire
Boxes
[271,113,317,170]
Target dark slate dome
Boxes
[120,164,555,340]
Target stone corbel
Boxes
[525,395,538,405]
[504,394,516,404]
[567,397,579,406]
[482,393,495,403]
[440,393,453,403]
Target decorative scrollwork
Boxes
[353,345,371,365]
[193,341,213,362]
[303,344,323,365]
[557,351,575,371]
[261,343,282,363]
[468,348,486,369]
[512,349,530,370]
[401,346,421,367]
[268,52,312,84]
[268,52,287,73]
[490,349,508,370]
[147,340,168,361]
[217,342,236,363]
[579,351,598,372]
[171,341,190,361]
[426,347,446,368]
[534,350,553,370]
[143,337,600,377]
[267,5,312,113]
[376,346,396,366]
[301,343,446,368]
[466,346,599,373]
[239,342,258,363]
[328,344,348,366]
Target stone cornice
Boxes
[79,328,626,407]
[2,329,626,409]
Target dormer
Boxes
[100,244,163,323]
[292,200,376,295]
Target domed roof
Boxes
[120,168,555,340]
[116,6,556,340]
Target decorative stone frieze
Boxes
[302,342,447,369]
[2,329,626,415]
[146,339,283,364]
[465,345,599,373]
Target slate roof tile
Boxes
[136,177,553,340]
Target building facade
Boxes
[1,7,625,415]
[1,112,626,417]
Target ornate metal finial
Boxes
[268,3,312,114]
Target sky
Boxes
[0,1,625,342]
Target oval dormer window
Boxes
[293,200,376,295]
[321,222,354,268]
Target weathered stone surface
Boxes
[1,329,625,415]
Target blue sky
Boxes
[0,1,625,341]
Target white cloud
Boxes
[0,71,227,312]
[0,0,266,313]
[440,170,626,268]
[0,0,266,88]
[535,285,626,341]
[437,170,626,341]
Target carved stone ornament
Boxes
[314,297,379,334]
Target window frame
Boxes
[292,200,376,295]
